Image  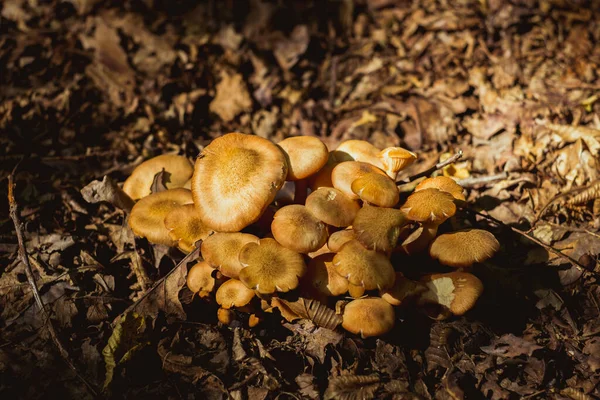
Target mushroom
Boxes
[278,136,329,203]
[336,140,384,170]
[327,229,355,252]
[305,187,360,228]
[217,308,236,325]
[378,147,417,180]
[164,204,213,253]
[400,224,439,255]
[429,229,500,268]
[201,232,260,279]
[186,260,217,298]
[331,161,388,200]
[309,150,353,191]
[123,154,193,200]
[381,272,426,306]
[216,279,256,309]
[238,238,307,294]
[271,205,328,253]
[418,272,483,317]
[301,253,349,300]
[351,172,400,207]
[191,132,288,232]
[342,298,395,338]
[400,188,456,223]
[415,176,465,201]
[352,205,408,252]
[332,240,395,298]
[128,188,193,246]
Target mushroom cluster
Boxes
[123,133,500,337]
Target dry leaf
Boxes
[481,334,543,358]
[209,71,253,121]
[81,175,135,212]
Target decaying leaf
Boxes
[325,374,381,400]
[81,175,135,212]
[209,71,253,121]
[481,334,543,358]
[102,312,149,389]
[271,297,342,330]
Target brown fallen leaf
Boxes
[325,374,380,400]
[481,333,543,358]
[271,297,342,331]
[81,175,135,212]
[209,71,253,122]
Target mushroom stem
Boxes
[294,179,308,204]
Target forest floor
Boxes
[1,0,600,399]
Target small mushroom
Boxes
[278,136,329,203]
[378,147,417,180]
[191,132,288,232]
[128,188,193,246]
[429,229,500,268]
[352,205,408,252]
[305,187,360,228]
[381,272,426,306]
[400,224,439,255]
[333,240,395,298]
[351,172,400,207]
[271,205,328,253]
[123,154,193,200]
[186,260,217,298]
[301,253,349,299]
[332,161,388,200]
[201,232,260,279]
[327,229,355,252]
[217,308,236,325]
[164,204,213,253]
[400,188,456,223]
[216,279,256,309]
[415,176,465,201]
[238,238,307,294]
[342,297,395,338]
[418,272,483,317]
[309,150,353,191]
[336,140,384,170]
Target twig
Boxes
[113,246,200,325]
[457,172,508,188]
[464,208,597,277]
[397,150,463,184]
[228,369,261,391]
[8,168,98,396]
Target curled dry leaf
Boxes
[271,297,342,331]
[81,175,135,212]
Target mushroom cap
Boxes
[164,204,213,253]
[400,188,456,223]
[333,240,395,294]
[378,147,417,178]
[123,154,193,200]
[215,278,256,309]
[278,136,329,180]
[191,132,288,232]
[429,229,500,268]
[305,187,360,227]
[419,272,483,315]
[238,238,307,294]
[353,205,408,252]
[217,307,236,325]
[201,232,259,279]
[381,272,427,306]
[271,205,328,253]
[129,188,193,246]
[400,223,438,255]
[415,176,465,201]
[308,150,353,190]
[331,161,388,200]
[302,253,349,298]
[327,229,355,252]
[336,140,384,170]
[186,260,216,297]
[351,172,400,207]
[342,298,395,338]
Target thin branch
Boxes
[457,172,508,188]
[398,150,463,184]
[8,169,98,396]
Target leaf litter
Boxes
[2,0,600,398]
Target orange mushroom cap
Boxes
[123,154,193,200]
[415,176,465,201]
[429,229,500,268]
